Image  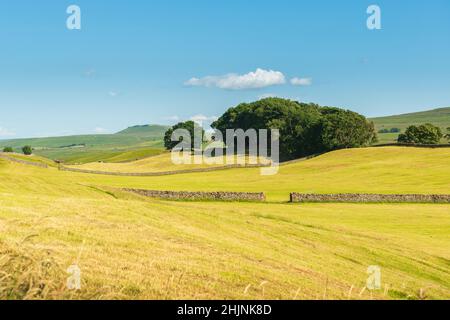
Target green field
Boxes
[0,147,449,300]
[371,107,450,143]
[0,125,168,164]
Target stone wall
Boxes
[60,163,268,177]
[123,188,266,202]
[0,154,48,168]
[290,193,450,204]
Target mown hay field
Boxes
[0,147,449,299]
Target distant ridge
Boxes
[370,107,450,143]
[0,124,169,164]
[116,124,169,136]
[371,107,450,130]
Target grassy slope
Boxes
[71,147,450,202]
[67,154,268,173]
[0,125,168,164]
[370,107,450,143]
[0,147,449,299]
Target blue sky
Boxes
[1,0,449,138]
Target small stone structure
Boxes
[290,193,450,204]
[123,188,266,202]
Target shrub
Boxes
[22,146,33,155]
[390,127,401,133]
[397,124,443,144]
[2,147,13,153]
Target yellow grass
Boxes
[67,153,268,173]
[0,147,449,299]
[68,147,450,202]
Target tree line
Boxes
[2,145,33,155]
[165,98,378,161]
[164,98,450,161]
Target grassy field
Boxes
[70,147,450,202]
[0,147,449,300]
[67,153,269,173]
[0,125,167,164]
[370,107,450,143]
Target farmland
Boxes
[0,147,449,299]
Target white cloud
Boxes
[190,114,218,124]
[290,77,312,86]
[108,91,119,97]
[94,127,108,133]
[0,127,15,137]
[185,68,286,90]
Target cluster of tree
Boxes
[378,128,400,134]
[164,98,377,161]
[397,124,444,145]
[2,146,33,155]
[446,127,450,141]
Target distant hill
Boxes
[370,107,450,143]
[116,124,169,137]
[0,124,169,164]
[0,124,169,149]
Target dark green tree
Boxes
[22,145,33,155]
[319,107,377,150]
[397,123,443,144]
[164,121,205,151]
[212,98,377,161]
[212,98,323,160]
[2,147,13,153]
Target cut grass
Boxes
[67,153,269,173]
[67,147,450,202]
[0,146,449,300]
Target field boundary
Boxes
[59,163,270,176]
[0,153,48,168]
[58,153,326,176]
[123,188,266,202]
[373,143,450,148]
[290,193,450,203]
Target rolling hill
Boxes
[75,147,450,202]
[0,125,169,164]
[370,107,450,143]
[0,146,448,299]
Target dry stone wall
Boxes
[60,163,268,177]
[290,193,450,203]
[0,154,48,168]
[123,188,266,202]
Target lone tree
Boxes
[22,145,33,155]
[164,121,205,151]
[398,123,443,145]
[2,147,13,153]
